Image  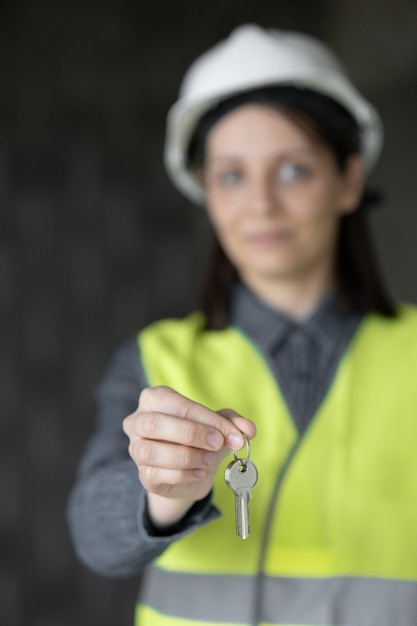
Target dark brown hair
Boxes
[187,86,395,329]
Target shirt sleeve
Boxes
[66,337,219,578]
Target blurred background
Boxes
[1,1,416,624]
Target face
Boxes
[202,104,363,297]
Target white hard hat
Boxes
[164,23,383,205]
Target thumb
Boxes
[217,408,257,450]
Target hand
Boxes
[123,386,256,528]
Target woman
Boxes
[67,24,417,626]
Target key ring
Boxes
[233,437,251,467]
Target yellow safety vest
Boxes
[135,306,417,626]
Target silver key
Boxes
[225,459,258,539]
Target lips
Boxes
[246,230,292,244]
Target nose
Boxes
[248,174,275,214]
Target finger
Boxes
[217,409,257,446]
[139,465,210,493]
[126,411,225,451]
[138,386,246,449]
[130,439,217,471]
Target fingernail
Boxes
[194,468,206,478]
[207,431,223,448]
[227,433,244,449]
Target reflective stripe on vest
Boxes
[136,569,417,625]
[136,306,417,625]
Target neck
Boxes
[241,268,335,321]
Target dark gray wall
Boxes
[1,1,416,625]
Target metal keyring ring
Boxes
[233,437,250,466]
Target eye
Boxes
[218,170,243,186]
[276,163,310,183]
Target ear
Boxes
[338,155,366,216]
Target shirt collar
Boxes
[229,281,362,354]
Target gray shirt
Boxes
[229,283,362,433]
[67,283,362,577]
